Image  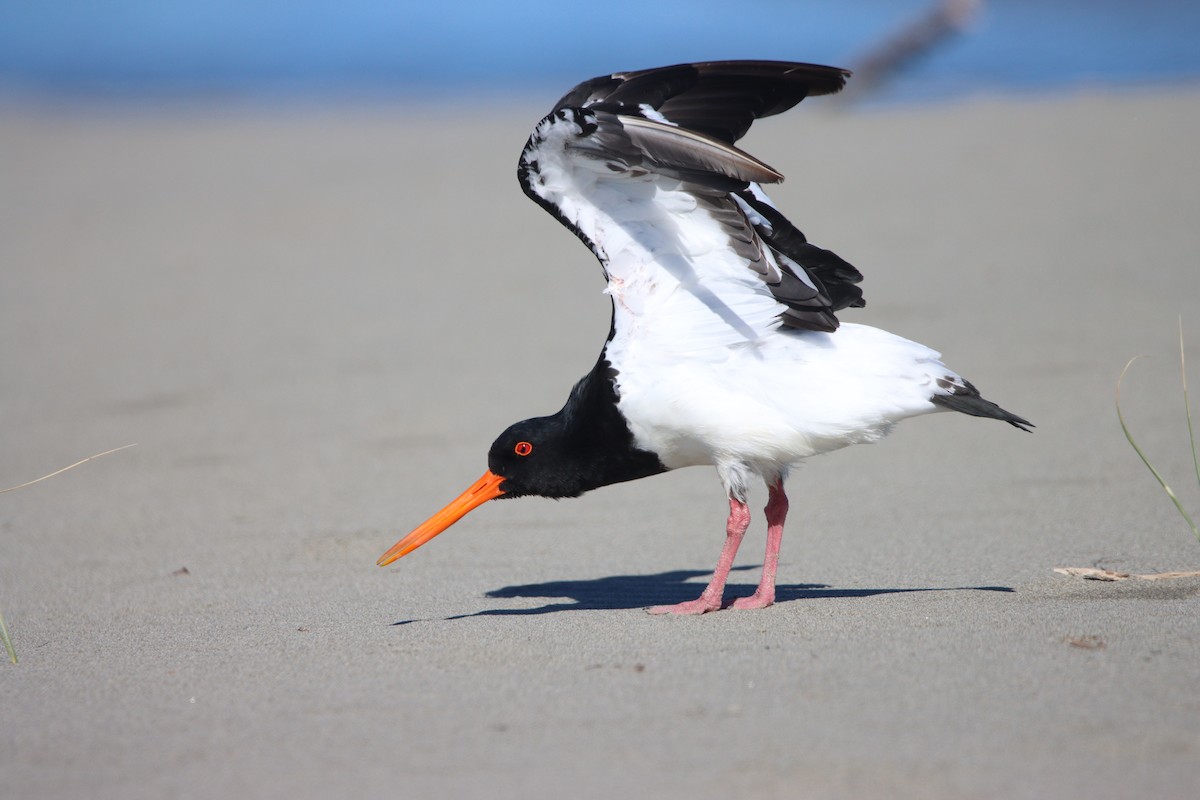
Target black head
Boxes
[486,359,670,498]
[487,416,591,499]
[487,397,668,499]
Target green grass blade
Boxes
[1181,317,1200,492]
[1117,356,1200,543]
[0,607,15,664]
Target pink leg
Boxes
[648,497,751,615]
[730,479,788,610]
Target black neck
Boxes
[488,347,667,499]
[552,352,668,492]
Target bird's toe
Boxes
[729,591,775,610]
[647,597,723,615]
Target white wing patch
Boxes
[522,110,792,354]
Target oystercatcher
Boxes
[378,61,1031,614]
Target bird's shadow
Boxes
[390,565,1013,624]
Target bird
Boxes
[377,60,1031,614]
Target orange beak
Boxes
[376,470,506,566]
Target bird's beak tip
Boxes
[376,470,506,566]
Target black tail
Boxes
[931,380,1033,432]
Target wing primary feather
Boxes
[614,114,783,185]
[735,188,865,313]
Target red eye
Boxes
[514,441,533,456]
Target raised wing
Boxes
[551,60,850,144]
[518,61,863,340]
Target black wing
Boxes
[551,60,850,144]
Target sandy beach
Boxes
[2,85,1199,798]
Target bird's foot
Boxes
[647,596,723,615]
[729,590,775,610]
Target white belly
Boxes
[610,322,950,471]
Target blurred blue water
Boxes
[2,1,1198,103]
